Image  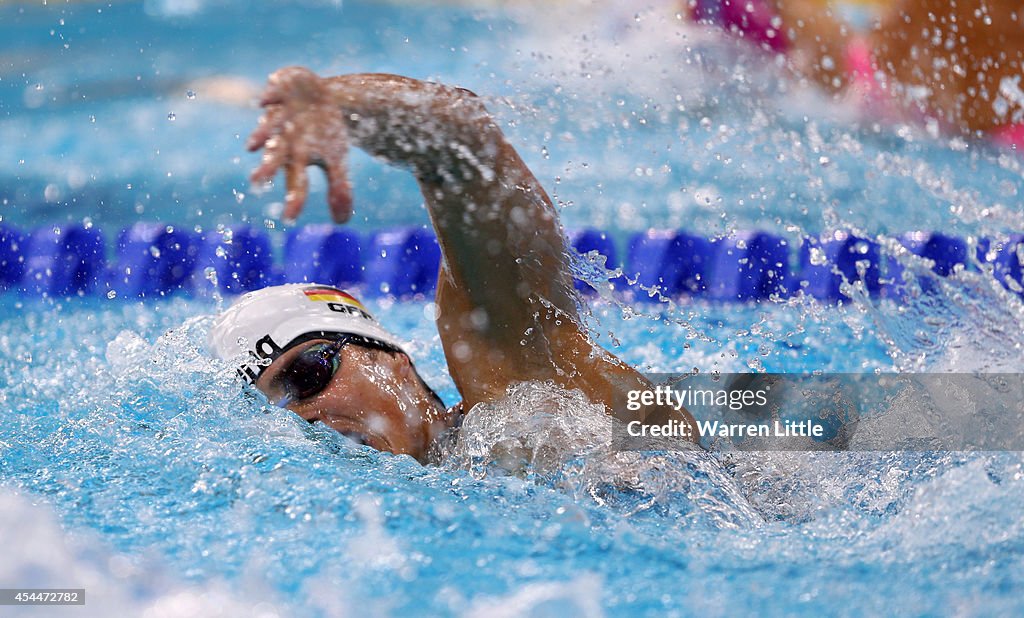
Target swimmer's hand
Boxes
[246,67,354,223]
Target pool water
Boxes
[2,0,1024,616]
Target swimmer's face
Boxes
[255,339,449,463]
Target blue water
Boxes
[2,0,1024,616]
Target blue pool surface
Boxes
[2,0,1024,616]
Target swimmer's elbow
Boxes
[436,85,503,146]
[447,85,490,120]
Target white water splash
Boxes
[447,381,762,529]
[464,573,604,618]
[0,490,282,617]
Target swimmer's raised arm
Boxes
[248,69,574,313]
[247,67,694,433]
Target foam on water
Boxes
[0,489,285,618]
[447,381,761,529]
[1,294,1022,615]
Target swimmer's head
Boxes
[210,284,451,462]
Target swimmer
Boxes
[210,67,696,463]
[689,0,1024,141]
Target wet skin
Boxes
[758,0,1024,134]
[255,340,451,463]
[246,67,697,457]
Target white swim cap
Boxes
[209,283,406,383]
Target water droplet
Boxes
[107,290,117,299]
[809,246,828,266]
[167,112,176,121]
[43,184,60,202]
[186,89,196,100]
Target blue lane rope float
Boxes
[364,227,440,297]
[706,232,792,302]
[0,223,26,287]
[108,223,200,298]
[283,225,363,289]
[191,225,276,295]
[798,232,881,300]
[0,222,1021,302]
[22,225,106,297]
[626,230,714,299]
[883,232,967,298]
[985,234,1024,293]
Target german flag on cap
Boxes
[303,286,366,311]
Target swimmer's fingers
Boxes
[322,156,354,223]
[249,108,293,185]
[283,158,310,222]
[245,105,284,152]
[296,113,353,222]
[245,119,272,152]
[250,142,286,186]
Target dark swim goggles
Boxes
[268,331,447,412]
[269,332,402,406]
